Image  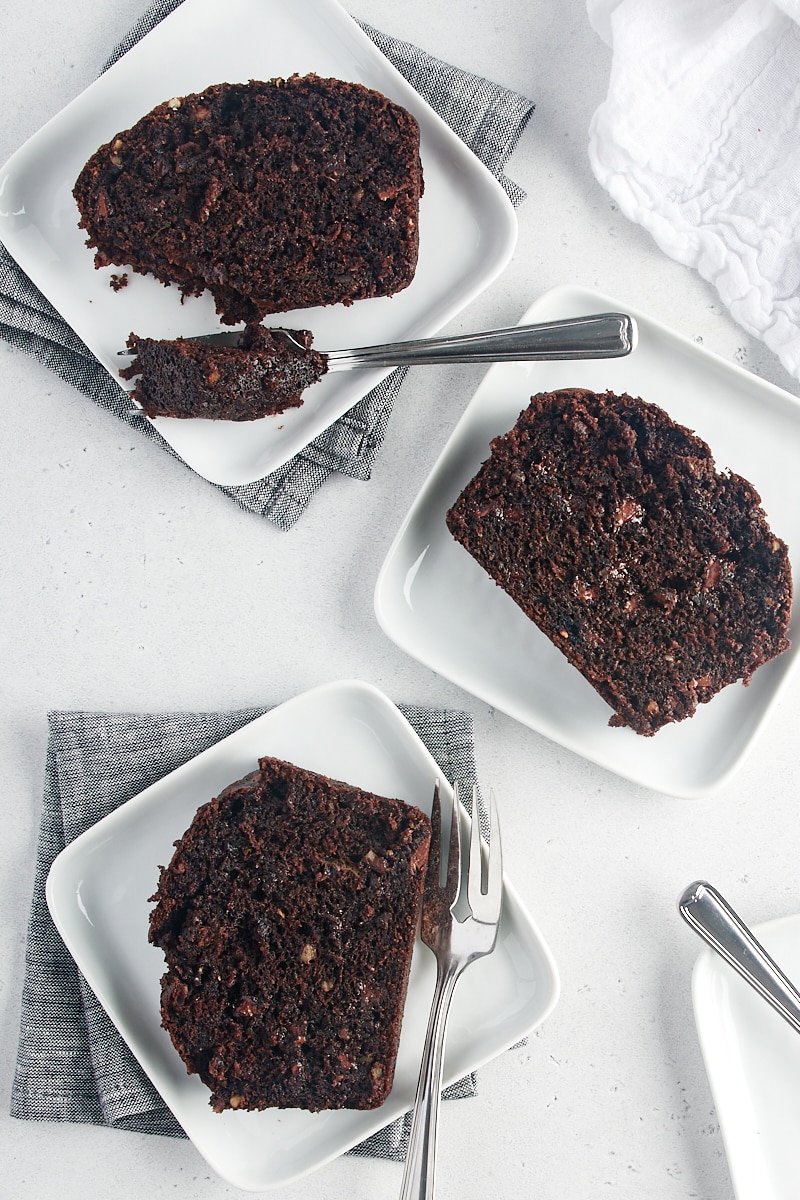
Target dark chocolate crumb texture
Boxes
[149,756,431,1113]
[446,387,792,735]
[74,75,423,324]
[120,325,327,420]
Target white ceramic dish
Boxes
[374,284,800,798]
[0,0,517,487]
[45,679,559,1191]
[692,913,800,1199]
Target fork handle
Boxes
[678,880,800,1035]
[326,313,636,370]
[400,956,463,1200]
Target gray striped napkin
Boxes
[0,1,534,529]
[11,703,480,1161]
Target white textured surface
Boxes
[2,2,800,1199]
[588,0,800,382]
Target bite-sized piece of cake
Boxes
[446,387,792,735]
[148,756,431,1113]
[74,75,424,324]
[120,325,326,420]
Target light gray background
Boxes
[2,2,798,1198]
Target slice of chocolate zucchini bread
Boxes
[445,387,792,735]
[120,325,326,420]
[149,756,431,1112]
[74,75,424,324]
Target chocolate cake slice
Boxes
[149,756,431,1113]
[446,387,792,735]
[120,325,326,420]
[74,75,424,324]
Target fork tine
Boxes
[467,787,503,924]
[424,781,461,904]
[443,780,462,908]
[485,787,503,916]
[424,781,443,894]
[468,784,484,899]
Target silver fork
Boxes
[400,781,503,1200]
[119,313,637,365]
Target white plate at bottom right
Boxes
[692,913,800,1199]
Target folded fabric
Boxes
[0,0,534,531]
[11,703,481,1161]
[588,0,800,383]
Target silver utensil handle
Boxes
[678,880,800,1036]
[399,957,462,1200]
[327,312,636,370]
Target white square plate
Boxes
[692,913,800,1199]
[374,284,800,798]
[45,679,559,1191]
[0,0,517,486]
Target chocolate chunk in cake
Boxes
[148,756,431,1113]
[120,325,326,420]
[74,75,424,324]
[446,387,792,735]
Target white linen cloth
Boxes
[588,0,800,382]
